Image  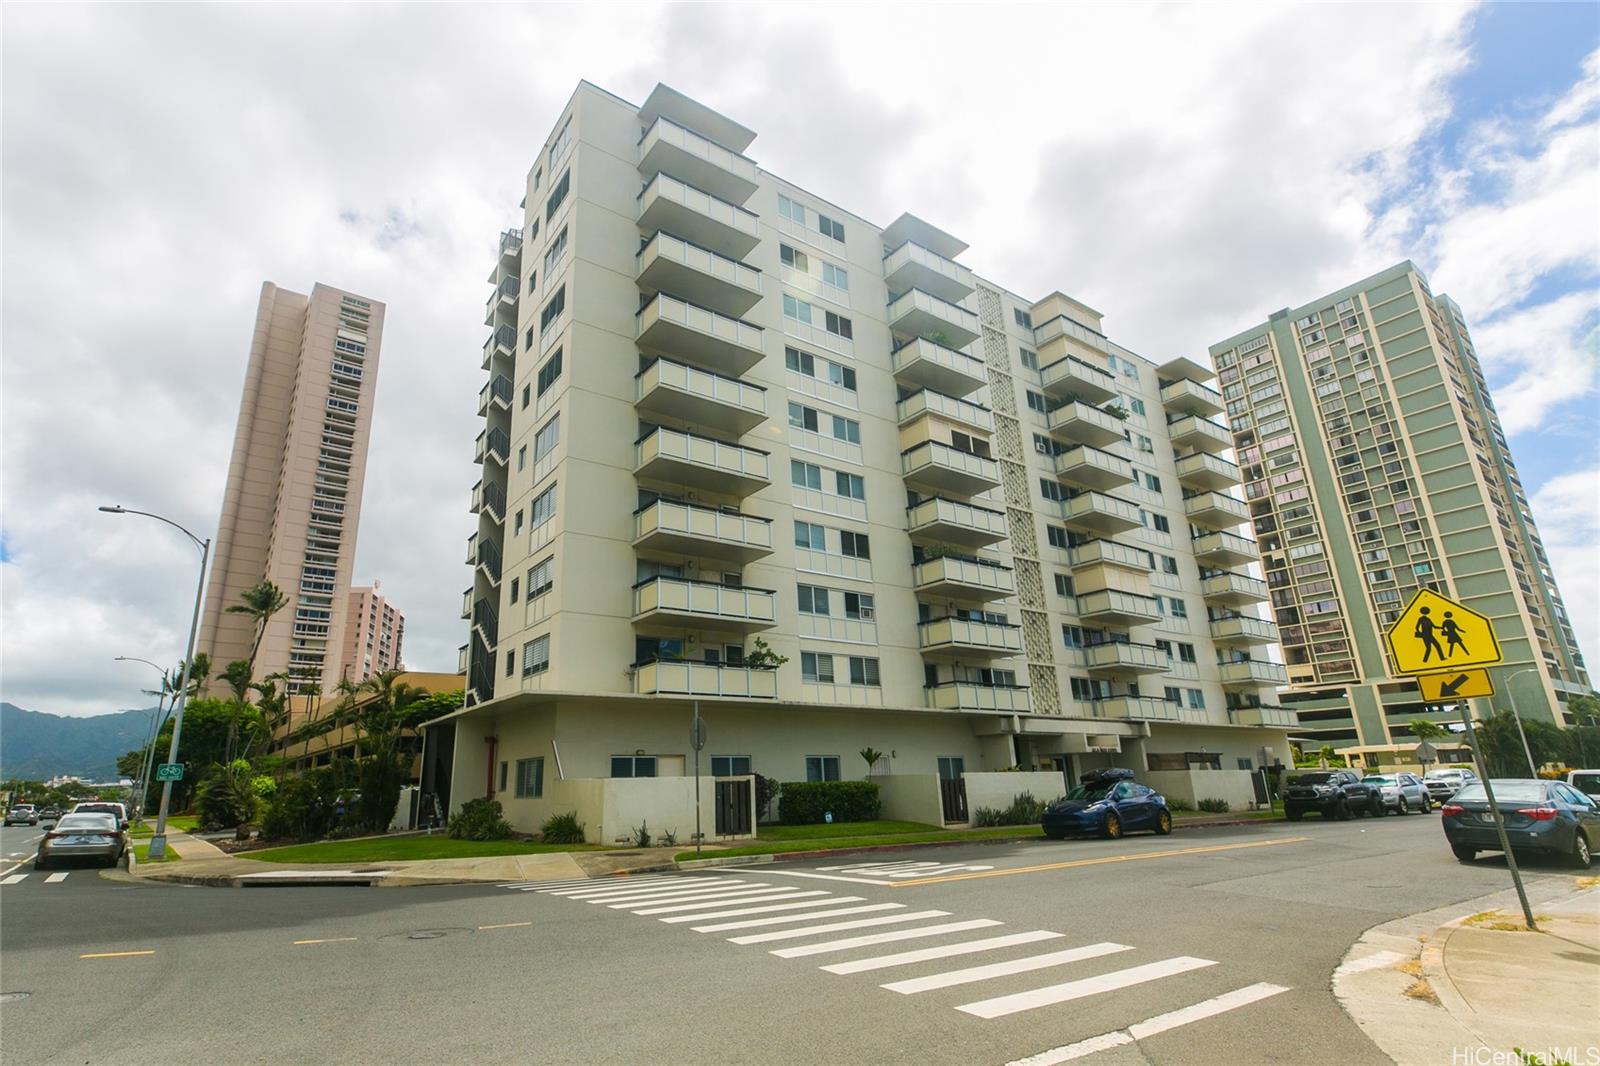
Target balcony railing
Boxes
[1058,491,1142,534]
[1228,705,1298,728]
[1166,414,1233,456]
[1082,641,1168,674]
[636,172,760,259]
[471,598,498,647]
[634,426,770,497]
[635,357,767,434]
[924,682,1031,713]
[479,480,506,523]
[1159,378,1225,417]
[1192,530,1258,567]
[1039,355,1117,403]
[1219,660,1290,686]
[1053,444,1134,491]
[636,292,765,377]
[632,576,777,632]
[1201,571,1269,605]
[636,230,762,318]
[1094,696,1180,723]
[1045,401,1126,447]
[475,537,502,583]
[1175,452,1242,491]
[917,617,1023,658]
[896,389,993,433]
[1067,539,1154,572]
[886,289,980,348]
[634,659,778,699]
[901,439,1001,496]
[1075,588,1162,626]
[912,555,1015,601]
[906,496,1009,547]
[1183,491,1249,529]
[891,337,988,398]
[481,426,510,465]
[1210,614,1279,645]
[632,498,774,563]
[882,241,975,304]
[637,115,760,204]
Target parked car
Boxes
[4,804,39,826]
[70,801,130,829]
[1042,768,1173,840]
[1284,770,1384,820]
[1364,773,1432,815]
[38,807,64,823]
[1442,779,1599,868]
[35,812,127,869]
[1567,770,1600,800]
[1423,768,1478,805]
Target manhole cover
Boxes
[0,992,30,1003]
[378,927,471,942]
[409,931,445,940]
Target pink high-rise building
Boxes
[340,584,406,684]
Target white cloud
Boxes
[1528,468,1600,675]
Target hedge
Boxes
[777,781,880,825]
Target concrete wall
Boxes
[1142,769,1260,810]
[965,771,1066,813]
[876,774,943,826]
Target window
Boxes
[1169,596,1187,618]
[544,227,568,275]
[1014,308,1033,329]
[1054,573,1074,597]
[517,445,526,472]
[839,530,870,558]
[1069,677,1101,702]
[778,194,805,225]
[817,213,845,242]
[522,635,550,677]
[1152,514,1170,533]
[499,762,508,792]
[548,119,572,166]
[828,361,856,391]
[505,650,515,677]
[545,169,570,221]
[611,756,657,778]
[822,262,849,290]
[1135,433,1154,453]
[791,460,822,490]
[1186,688,1205,710]
[1025,390,1048,413]
[785,345,814,376]
[711,755,752,777]
[530,484,557,528]
[521,383,531,409]
[835,471,865,499]
[527,271,536,294]
[779,243,808,270]
[1144,473,1161,492]
[1163,686,1181,704]
[540,286,566,333]
[509,578,520,604]
[537,349,563,396]
[831,414,860,443]
[1020,348,1039,371]
[514,509,524,535]
[823,310,853,339]
[842,591,874,620]
[1046,526,1069,549]
[524,327,533,351]
[1129,398,1146,416]
[536,416,562,462]
[848,657,880,686]
[788,402,820,432]
[527,556,553,598]
[1177,643,1196,663]
[798,585,831,616]
[794,521,826,550]
[801,652,834,683]
[805,755,841,781]
[515,757,544,798]
[1039,478,1067,502]
[1161,555,1179,575]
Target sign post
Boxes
[690,703,706,856]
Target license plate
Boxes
[63,836,105,844]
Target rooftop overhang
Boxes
[639,83,756,153]
[1157,355,1216,383]
[880,212,968,259]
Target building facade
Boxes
[198,282,385,695]
[441,81,1294,834]
[339,584,406,684]
[1209,263,1590,761]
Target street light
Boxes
[1503,666,1541,777]
[114,655,170,825]
[100,505,210,860]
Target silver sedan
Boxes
[1364,773,1433,815]
[35,812,126,869]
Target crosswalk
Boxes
[1,870,72,886]
[500,874,1288,1059]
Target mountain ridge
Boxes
[1,702,157,780]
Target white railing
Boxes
[639,116,760,187]
[639,231,761,294]
[634,499,772,554]
[636,427,770,483]
[637,358,766,417]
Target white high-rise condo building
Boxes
[427,82,1295,838]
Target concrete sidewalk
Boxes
[1336,879,1600,1064]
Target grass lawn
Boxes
[242,836,608,864]
[128,814,203,838]
[1173,809,1280,821]
[133,842,181,864]
[754,820,941,841]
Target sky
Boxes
[2,2,1597,717]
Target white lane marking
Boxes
[1005,982,1292,1065]
[1334,949,1406,976]
[0,863,27,879]
[770,919,1003,959]
[717,869,898,886]
[630,890,827,915]
[45,872,69,884]
[547,879,730,900]
[1,873,28,885]
[508,876,676,889]
[882,942,1135,995]
[538,877,703,895]
[821,930,1065,975]
[813,859,995,879]
[728,910,951,945]
[599,885,774,908]
[556,882,746,903]
[692,903,904,933]
[956,956,1218,1019]
[660,896,867,924]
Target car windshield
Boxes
[1365,776,1395,786]
[1452,782,1546,804]
[76,805,118,814]
[1291,773,1335,785]
[1064,784,1114,803]
[1572,776,1600,797]
[1425,771,1463,780]
[56,815,116,830]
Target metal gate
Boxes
[714,778,752,836]
[939,778,968,824]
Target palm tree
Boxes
[226,580,288,680]
[219,659,254,763]
[245,673,291,760]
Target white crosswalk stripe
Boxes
[2,873,29,885]
[658,895,867,924]
[820,930,1064,975]
[1005,982,1291,1064]
[770,919,1002,959]
[582,884,771,906]
[599,884,776,907]
[956,956,1218,1020]
[881,943,1135,995]
[44,872,69,883]
[690,903,906,933]
[1,871,71,886]
[727,910,952,946]
[630,890,828,915]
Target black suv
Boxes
[1284,770,1384,820]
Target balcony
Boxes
[886,289,980,348]
[890,338,988,398]
[499,228,522,261]
[464,532,477,567]
[1095,696,1181,723]
[636,231,762,318]
[917,617,1022,660]
[1219,660,1290,688]
[474,479,506,524]
[925,682,1031,713]
[632,576,777,634]
[633,660,778,700]
[635,357,767,435]
[1209,614,1280,647]
[1159,378,1225,418]
[1228,705,1298,729]
[1192,530,1258,567]
[1040,355,1117,404]
[633,498,774,564]
[1075,588,1162,626]
[637,115,760,204]
[1053,444,1134,492]
[912,555,1015,603]
[636,172,761,259]
[471,598,499,647]
[882,242,975,305]
[1183,491,1249,530]
[478,374,513,416]
[1083,642,1168,676]
[475,537,502,585]
[1046,402,1126,447]
[1156,356,1215,385]
[636,293,765,377]
[635,427,770,498]
[901,440,1001,496]
[1067,539,1154,572]
[1175,452,1241,492]
[483,324,515,369]
[906,497,1009,548]
[1201,571,1269,606]
[1166,414,1233,456]
[1058,491,1142,535]
[476,426,510,466]
[896,390,993,434]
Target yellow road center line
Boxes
[888,836,1311,888]
[80,950,155,959]
[478,921,534,930]
[292,937,359,946]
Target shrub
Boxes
[777,781,880,825]
[971,791,1053,827]
[250,775,277,799]
[631,822,652,848]
[356,753,406,834]
[196,767,256,830]
[259,769,339,842]
[1166,798,1195,812]
[539,811,586,845]
[754,774,782,823]
[448,798,513,840]
[1197,797,1231,813]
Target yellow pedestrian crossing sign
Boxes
[1385,588,1503,677]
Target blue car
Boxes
[1042,768,1173,840]
[1442,779,1599,868]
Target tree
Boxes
[247,673,291,760]
[859,747,884,780]
[1317,744,1337,768]
[226,580,288,680]
[332,670,429,833]
[1409,718,1448,742]
[219,659,255,763]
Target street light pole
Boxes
[100,506,210,860]
[114,656,168,825]
[1503,666,1540,777]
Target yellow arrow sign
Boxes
[1385,588,1503,676]
[1414,668,1495,701]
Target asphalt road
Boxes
[0,815,1587,1065]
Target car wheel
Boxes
[1154,809,1173,835]
[1571,833,1593,870]
[1285,808,1303,822]
[1335,799,1353,821]
[1372,796,1386,817]
[1102,812,1122,840]
[33,856,48,871]
[1451,843,1478,863]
